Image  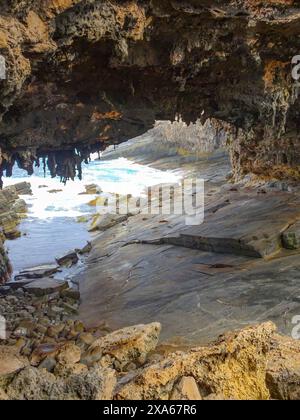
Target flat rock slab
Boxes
[15,264,60,280]
[23,278,68,296]
[6,278,37,290]
[172,192,300,258]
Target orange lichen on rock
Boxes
[263,60,289,90]
[113,1,148,41]
[91,111,122,122]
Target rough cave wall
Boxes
[0,0,300,182]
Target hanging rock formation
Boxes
[0,1,300,182]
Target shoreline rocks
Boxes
[0,310,299,400]
[0,182,32,283]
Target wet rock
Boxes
[13,182,32,196]
[76,333,96,350]
[47,189,63,194]
[56,251,79,268]
[0,346,28,377]
[56,343,81,366]
[83,184,102,195]
[12,199,27,215]
[30,343,61,367]
[6,367,62,400]
[23,278,68,297]
[0,211,21,239]
[82,323,161,369]
[170,377,202,400]
[282,221,300,250]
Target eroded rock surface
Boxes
[1,317,300,400]
[1,1,300,182]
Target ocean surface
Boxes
[3,156,181,277]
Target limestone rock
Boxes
[0,389,8,400]
[6,367,62,400]
[115,322,275,400]
[13,182,32,196]
[170,377,202,400]
[56,343,81,366]
[266,334,300,400]
[82,323,161,370]
[0,346,28,377]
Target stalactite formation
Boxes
[0,1,300,182]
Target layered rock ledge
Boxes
[0,1,300,182]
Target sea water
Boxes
[3,156,180,276]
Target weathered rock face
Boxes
[1,316,300,400]
[0,1,300,182]
[0,182,31,283]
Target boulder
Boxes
[12,199,27,215]
[7,366,116,400]
[0,346,28,377]
[47,189,63,194]
[0,211,21,239]
[82,322,161,370]
[115,322,275,400]
[23,278,68,296]
[6,367,61,400]
[56,251,79,268]
[15,264,60,280]
[64,367,116,400]
[266,334,300,400]
[282,221,300,250]
[56,343,81,366]
[13,182,32,196]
